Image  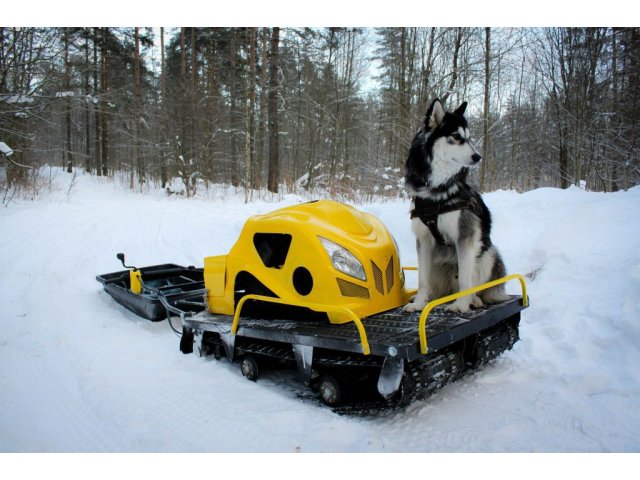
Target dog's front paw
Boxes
[446,299,472,314]
[446,294,483,314]
[403,291,429,313]
[470,294,484,309]
[403,300,427,313]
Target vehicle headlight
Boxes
[319,237,366,281]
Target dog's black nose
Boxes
[472,154,481,163]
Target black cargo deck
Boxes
[182,296,525,361]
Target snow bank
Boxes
[1,170,638,457]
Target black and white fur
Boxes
[403,99,508,313]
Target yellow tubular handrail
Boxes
[402,266,418,297]
[418,274,528,355]
[231,294,371,355]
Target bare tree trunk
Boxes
[244,89,251,201]
[180,27,189,195]
[480,27,490,192]
[93,28,101,176]
[267,27,280,193]
[229,29,239,187]
[180,27,186,104]
[514,53,526,190]
[611,28,619,192]
[396,28,417,168]
[205,31,217,184]
[0,28,6,92]
[441,28,463,105]
[398,27,407,164]
[558,113,570,188]
[63,28,73,173]
[100,27,109,176]
[160,27,168,188]
[329,29,343,191]
[419,28,437,109]
[292,43,304,184]
[84,30,91,173]
[134,27,143,189]
[257,27,269,188]
[342,29,356,184]
[249,28,257,190]
[305,28,334,191]
[190,26,196,179]
[244,27,257,202]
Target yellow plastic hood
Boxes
[204,200,412,322]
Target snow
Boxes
[1,94,33,104]
[0,141,13,157]
[1,172,639,464]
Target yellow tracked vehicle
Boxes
[97,200,528,411]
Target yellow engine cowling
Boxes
[204,200,412,323]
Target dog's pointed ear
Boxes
[454,102,468,116]
[425,98,445,130]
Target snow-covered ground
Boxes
[1,171,639,460]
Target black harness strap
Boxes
[411,197,470,245]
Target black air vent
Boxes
[371,261,384,295]
[337,278,370,299]
[386,256,395,293]
[253,233,292,269]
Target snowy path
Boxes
[1,173,639,453]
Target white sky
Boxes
[5,1,634,27]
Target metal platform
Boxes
[181,295,525,361]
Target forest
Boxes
[1,27,639,203]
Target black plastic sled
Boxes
[96,261,205,321]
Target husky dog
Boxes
[403,99,509,314]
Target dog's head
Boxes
[405,99,481,195]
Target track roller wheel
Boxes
[396,372,417,407]
[240,355,260,382]
[386,366,417,408]
[318,374,342,406]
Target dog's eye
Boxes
[451,133,462,141]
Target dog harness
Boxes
[411,197,470,245]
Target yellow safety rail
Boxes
[402,266,418,297]
[231,294,371,355]
[418,273,528,354]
